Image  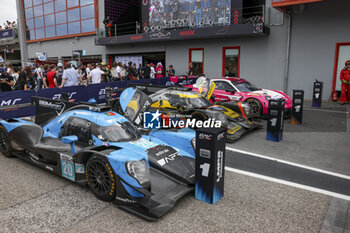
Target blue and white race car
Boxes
[0,96,196,220]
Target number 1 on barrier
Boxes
[200,163,210,177]
[270,118,277,127]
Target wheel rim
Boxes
[248,100,260,115]
[0,129,10,154]
[87,160,112,196]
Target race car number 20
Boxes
[60,154,75,181]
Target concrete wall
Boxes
[288,0,350,99]
[17,0,350,99]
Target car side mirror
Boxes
[159,100,163,107]
[62,135,78,154]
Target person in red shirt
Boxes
[340,60,350,104]
[45,65,58,88]
[155,62,164,79]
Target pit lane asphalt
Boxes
[1,101,349,232]
[0,154,330,233]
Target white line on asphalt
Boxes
[225,167,350,201]
[304,108,349,114]
[226,147,350,180]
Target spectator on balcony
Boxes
[155,62,164,79]
[103,17,113,37]
[167,65,176,76]
[59,63,86,88]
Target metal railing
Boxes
[99,5,266,38]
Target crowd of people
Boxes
[0,20,16,31]
[0,62,177,92]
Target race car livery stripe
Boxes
[238,102,247,119]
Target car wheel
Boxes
[86,155,117,202]
[246,98,262,117]
[0,125,13,157]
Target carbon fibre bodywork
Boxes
[0,97,196,220]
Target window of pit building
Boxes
[222,47,240,78]
[189,48,204,76]
[23,0,97,42]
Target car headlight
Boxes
[191,137,196,151]
[126,159,150,188]
[265,96,271,101]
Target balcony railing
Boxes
[97,5,266,38]
[0,28,18,46]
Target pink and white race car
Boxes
[192,77,292,117]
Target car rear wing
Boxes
[127,83,192,95]
[31,96,112,126]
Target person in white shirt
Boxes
[59,64,86,88]
[86,64,92,77]
[35,64,44,89]
[88,64,105,84]
[150,63,156,79]
[111,62,123,81]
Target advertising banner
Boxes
[0,79,183,119]
[0,29,13,39]
[114,56,143,68]
[0,90,35,106]
[37,86,89,102]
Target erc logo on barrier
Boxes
[143,110,222,129]
[1,98,22,106]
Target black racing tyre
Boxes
[0,125,13,157]
[246,98,262,117]
[86,155,117,202]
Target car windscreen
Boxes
[232,80,260,92]
[92,121,141,142]
[181,97,212,108]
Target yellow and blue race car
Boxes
[115,85,259,142]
